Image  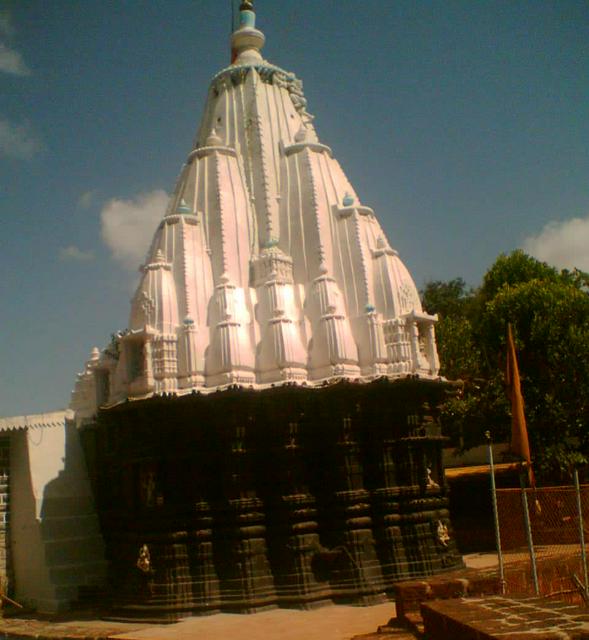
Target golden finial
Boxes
[240,1,254,10]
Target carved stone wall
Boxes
[81,378,462,621]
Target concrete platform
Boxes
[112,603,396,640]
[0,602,395,640]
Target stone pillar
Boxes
[184,501,221,613]
[214,419,277,612]
[98,409,221,621]
[144,500,221,618]
[392,403,461,578]
[408,320,421,373]
[319,416,385,604]
[370,434,410,587]
[425,321,439,374]
[263,420,331,608]
[129,463,221,619]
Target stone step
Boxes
[393,573,500,621]
[351,620,423,639]
[402,611,425,637]
[351,633,419,639]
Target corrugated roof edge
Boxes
[0,409,73,432]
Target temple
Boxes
[70,3,461,620]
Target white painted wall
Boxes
[10,420,106,613]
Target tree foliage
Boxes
[423,251,589,480]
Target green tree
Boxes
[422,278,479,380]
[422,278,498,449]
[481,278,589,477]
[424,251,589,480]
[422,278,473,318]
[479,249,561,303]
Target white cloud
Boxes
[77,189,99,209]
[101,190,168,271]
[59,245,95,262]
[0,13,30,76]
[523,215,589,272]
[0,43,30,76]
[0,117,42,159]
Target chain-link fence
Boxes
[496,485,589,603]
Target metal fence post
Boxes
[486,431,505,594]
[520,469,539,595]
[574,468,589,592]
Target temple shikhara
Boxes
[68,2,462,620]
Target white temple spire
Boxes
[70,7,441,412]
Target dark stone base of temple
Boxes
[80,377,463,621]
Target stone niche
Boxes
[79,377,462,621]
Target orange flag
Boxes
[506,323,535,487]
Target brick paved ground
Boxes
[423,595,589,639]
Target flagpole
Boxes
[485,431,505,594]
[506,323,539,594]
[520,466,539,595]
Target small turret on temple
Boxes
[70,4,460,621]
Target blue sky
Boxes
[1,1,588,418]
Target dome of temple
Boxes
[71,4,439,411]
